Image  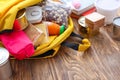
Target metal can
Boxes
[78,16,88,37]
[16,8,28,30]
[112,17,120,40]
[78,16,100,37]
[0,47,12,80]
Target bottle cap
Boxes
[60,25,65,34]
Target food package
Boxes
[24,23,45,47]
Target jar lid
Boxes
[0,47,9,66]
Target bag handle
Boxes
[61,32,91,51]
[70,32,84,39]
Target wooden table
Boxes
[10,18,120,80]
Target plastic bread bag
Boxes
[47,0,80,10]
[41,0,72,27]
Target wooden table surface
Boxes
[10,18,120,80]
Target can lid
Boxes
[25,6,42,24]
[78,16,86,27]
[0,47,9,66]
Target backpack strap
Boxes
[70,32,84,39]
[61,32,91,51]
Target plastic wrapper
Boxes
[41,0,71,27]
[34,22,49,44]
[24,23,45,47]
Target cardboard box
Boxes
[85,12,105,30]
[85,12,105,37]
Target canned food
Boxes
[78,17,88,33]
[25,6,42,24]
[78,16,89,37]
[78,16,100,37]
[112,17,120,40]
[0,47,12,80]
[16,8,28,30]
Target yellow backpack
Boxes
[0,0,91,58]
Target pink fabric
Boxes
[0,30,34,60]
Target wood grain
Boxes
[10,18,120,80]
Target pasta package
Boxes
[41,2,71,27]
